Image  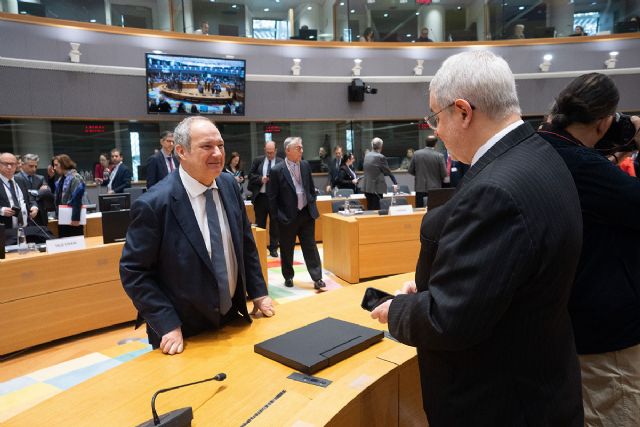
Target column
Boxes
[2,0,20,14]
[546,0,574,37]
[419,6,445,43]
[156,0,171,32]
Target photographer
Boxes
[538,73,640,426]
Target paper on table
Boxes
[58,205,87,225]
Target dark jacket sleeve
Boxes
[145,155,158,189]
[388,183,535,350]
[335,167,353,188]
[119,198,182,337]
[380,156,398,185]
[248,157,263,194]
[69,176,85,221]
[113,166,133,193]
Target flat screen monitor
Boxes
[99,193,131,212]
[614,21,639,34]
[102,210,131,244]
[146,53,246,116]
[299,28,318,40]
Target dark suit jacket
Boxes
[334,164,357,191]
[267,159,319,224]
[146,151,179,189]
[15,171,45,191]
[388,123,584,426]
[119,172,268,343]
[105,163,132,193]
[326,156,342,188]
[361,151,397,194]
[409,147,447,192]
[0,177,35,229]
[247,155,283,203]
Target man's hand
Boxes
[160,327,184,355]
[261,176,269,184]
[392,184,399,193]
[29,206,38,219]
[251,296,275,317]
[107,190,114,194]
[397,280,417,295]
[70,220,81,226]
[326,185,332,194]
[371,299,392,324]
[1,207,15,217]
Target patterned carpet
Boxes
[0,245,343,422]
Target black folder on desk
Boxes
[254,317,384,374]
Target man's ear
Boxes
[175,145,186,159]
[455,99,473,128]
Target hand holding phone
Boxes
[361,287,394,311]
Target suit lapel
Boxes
[459,122,534,189]
[282,161,296,192]
[169,174,215,275]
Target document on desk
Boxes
[57,205,87,225]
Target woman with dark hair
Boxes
[360,27,374,42]
[538,72,640,425]
[53,154,86,237]
[94,153,110,184]
[224,151,245,192]
[334,152,358,192]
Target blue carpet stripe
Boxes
[44,358,122,390]
[0,376,38,394]
[114,346,152,363]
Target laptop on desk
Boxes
[254,317,384,374]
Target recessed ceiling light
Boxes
[518,5,525,10]
[264,8,269,11]
[307,6,312,10]
[89,19,97,23]
[275,0,280,2]
[383,13,389,17]
[350,9,355,13]
[415,12,420,15]
[457,6,462,10]
[231,4,237,8]
[406,33,412,37]
[340,2,344,5]
[19,11,27,14]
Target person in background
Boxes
[571,25,588,36]
[0,152,36,232]
[361,137,398,210]
[509,24,525,39]
[409,138,447,208]
[372,50,585,426]
[400,148,415,170]
[267,137,325,290]
[194,21,209,35]
[447,154,469,188]
[15,153,51,225]
[104,148,132,194]
[94,153,111,184]
[417,28,433,42]
[146,131,178,189]
[360,27,375,42]
[538,72,640,426]
[224,151,245,192]
[53,154,85,238]
[325,145,343,194]
[120,116,274,355]
[334,152,358,192]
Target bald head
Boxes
[0,153,18,179]
[265,141,276,160]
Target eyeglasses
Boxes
[424,101,476,131]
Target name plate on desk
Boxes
[316,195,332,201]
[388,205,413,216]
[46,236,86,254]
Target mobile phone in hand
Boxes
[361,287,394,311]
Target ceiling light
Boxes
[264,8,269,11]
[406,34,412,37]
[457,6,462,10]
[415,12,420,15]
[518,6,525,10]
[89,19,97,23]
[231,4,237,8]
[340,2,345,5]
[307,6,312,10]
[152,50,164,54]
[350,9,355,13]
[383,13,389,17]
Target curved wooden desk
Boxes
[4,273,427,426]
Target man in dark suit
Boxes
[0,152,38,230]
[146,131,179,189]
[409,136,447,207]
[105,148,132,194]
[120,117,274,355]
[14,153,52,225]
[267,137,325,290]
[361,137,398,210]
[324,145,343,194]
[372,51,584,426]
[247,141,283,258]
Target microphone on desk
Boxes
[137,373,227,427]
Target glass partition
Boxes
[2,0,637,42]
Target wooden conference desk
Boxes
[5,273,427,427]
[323,211,424,284]
[245,193,416,242]
[0,227,268,356]
[48,212,103,238]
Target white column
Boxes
[156,0,171,32]
[546,0,574,37]
[104,0,112,26]
[182,0,194,33]
[420,6,444,43]
[11,120,54,165]
[2,0,20,14]
[297,2,322,31]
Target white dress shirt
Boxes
[179,167,238,302]
[260,157,275,193]
[1,174,28,228]
[471,120,524,166]
[107,162,121,192]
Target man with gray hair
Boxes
[121,116,274,355]
[15,153,51,225]
[267,137,324,290]
[361,137,398,210]
[372,50,584,425]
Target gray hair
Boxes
[22,153,39,162]
[283,136,302,151]
[174,116,212,151]
[371,137,383,151]
[429,50,521,121]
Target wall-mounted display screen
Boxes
[145,53,246,115]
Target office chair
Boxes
[335,188,354,197]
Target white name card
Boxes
[316,195,332,201]
[46,236,86,254]
[388,204,413,216]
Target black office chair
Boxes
[379,197,408,211]
[124,187,146,205]
[332,200,363,213]
[335,188,354,197]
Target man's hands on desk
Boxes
[371,280,417,324]
[159,296,276,355]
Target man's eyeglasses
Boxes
[424,101,476,131]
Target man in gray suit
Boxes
[371,50,584,426]
[361,137,398,210]
[409,136,447,208]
